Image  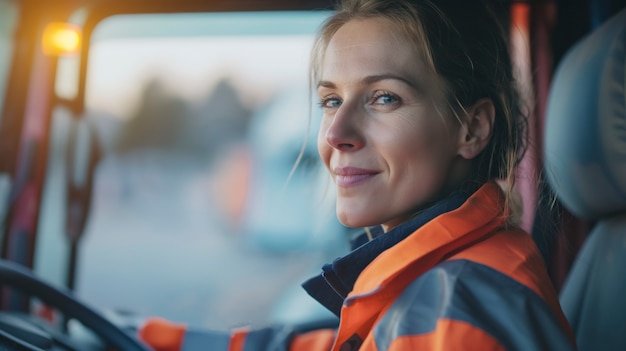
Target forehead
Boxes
[321,17,425,81]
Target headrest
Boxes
[544,9,626,221]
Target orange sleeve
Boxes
[289,329,335,351]
[139,317,186,351]
[228,328,249,351]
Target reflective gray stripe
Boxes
[243,326,293,351]
[179,323,327,351]
[181,325,294,351]
[374,259,574,351]
[181,328,230,351]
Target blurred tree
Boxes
[182,79,251,161]
[115,77,251,161]
[116,79,187,153]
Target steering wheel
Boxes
[0,259,151,351]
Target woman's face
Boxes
[317,17,469,232]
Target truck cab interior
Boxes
[0,0,624,350]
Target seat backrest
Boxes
[544,8,626,351]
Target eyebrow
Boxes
[317,73,421,91]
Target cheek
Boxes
[382,120,456,170]
[378,123,430,157]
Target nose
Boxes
[324,102,364,151]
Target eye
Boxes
[319,96,342,109]
[372,92,400,106]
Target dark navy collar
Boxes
[301,188,476,317]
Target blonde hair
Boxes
[311,0,527,218]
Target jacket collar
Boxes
[301,183,484,317]
[329,182,509,350]
[348,181,506,299]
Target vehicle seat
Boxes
[543,8,626,351]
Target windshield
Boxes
[35,10,352,329]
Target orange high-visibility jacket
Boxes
[140,182,576,351]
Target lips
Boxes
[333,166,380,187]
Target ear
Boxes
[457,98,495,160]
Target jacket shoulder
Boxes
[372,259,575,351]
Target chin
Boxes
[336,212,363,229]
[336,210,379,229]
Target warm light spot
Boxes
[511,2,530,33]
[42,22,82,55]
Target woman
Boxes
[140,0,576,350]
